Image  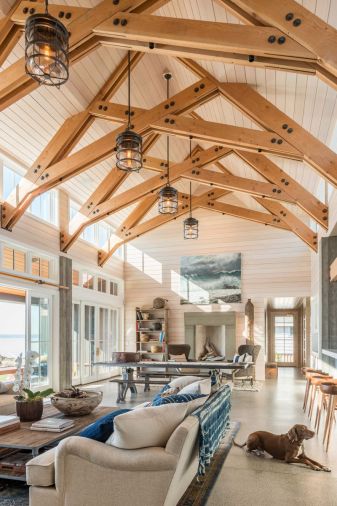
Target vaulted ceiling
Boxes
[1,0,337,266]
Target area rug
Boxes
[177,421,240,506]
[0,479,28,506]
[232,381,262,392]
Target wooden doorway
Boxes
[268,309,301,367]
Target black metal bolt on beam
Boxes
[268,35,276,43]
[285,12,294,21]
[278,36,286,44]
[248,55,255,62]
[149,42,155,49]
[293,18,301,27]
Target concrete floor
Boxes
[88,369,337,506]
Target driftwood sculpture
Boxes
[198,337,221,361]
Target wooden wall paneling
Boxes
[255,198,318,251]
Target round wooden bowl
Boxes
[140,334,149,343]
[111,352,140,363]
[151,345,162,353]
[51,390,103,416]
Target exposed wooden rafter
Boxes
[0,0,170,111]
[60,145,229,252]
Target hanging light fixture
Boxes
[116,51,142,172]
[158,73,178,214]
[25,0,69,86]
[184,138,199,239]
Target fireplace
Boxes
[184,312,236,360]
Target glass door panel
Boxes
[270,312,298,366]
[82,304,96,382]
[72,303,80,384]
[29,295,51,387]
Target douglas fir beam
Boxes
[98,194,158,266]
[2,52,145,230]
[98,189,227,267]
[0,0,170,111]
[225,0,337,81]
[255,198,318,252]
[61,145,227,252]
[95,13,317,68]
[236,150,328,229]
[31,79,217,189]
[0,0,27,67]
[219,83,337,186]
[198,200,291,231]
[150,115,303,159]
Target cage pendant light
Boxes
[25,0,69,87]
[158,73,178,214]
[184,139,198,239]
[116,51,142,172]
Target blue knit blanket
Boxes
[192,384,232,475]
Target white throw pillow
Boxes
[185,395,207,415]
[106,403,187,449]
[169,376,200,390]
[245,354,253,363]
[179,378,211,396]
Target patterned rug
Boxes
[178,421,240,506]
[232,381,262,392]
[0,479,28,506]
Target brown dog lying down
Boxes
[234,424,331,472]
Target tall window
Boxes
[82,272,94,290]
[29,190,58,226]
[3,166,22,202]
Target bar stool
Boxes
[303,370,330,413]
[308,375,333,420]
[315,379,337,434]
[321,383,337,452]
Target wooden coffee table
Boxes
[0,404,115,481]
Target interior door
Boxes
[269,311,299,366]
[72,302,81,385]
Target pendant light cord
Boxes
[189,136,192,216]
[45,0,49,14]
[166,77,170,186]
[127,50,131,130]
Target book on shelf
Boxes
[0,415,20,428]
[136,308,143,320]
[30,418,75,432]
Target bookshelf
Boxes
[136,307,169,361]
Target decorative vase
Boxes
[16,399,43,422]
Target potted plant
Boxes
[13,350,53,422]
[15,388,54,422]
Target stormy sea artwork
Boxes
[180,253,241,304]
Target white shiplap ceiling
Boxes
[0,0,336,230]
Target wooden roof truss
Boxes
[1,0,336,263]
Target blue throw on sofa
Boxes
[192,384,232,475]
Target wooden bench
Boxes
[109,378,170,403]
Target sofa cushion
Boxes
[78,408,132,442]
[179,378,211,396]
[169,376,201,390]
[26,448,56,487]
[152,393,206,407]
[106,403,188,449]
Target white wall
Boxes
[124,210,311,379]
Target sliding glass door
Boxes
[72,302,120,384]
[28,293,52,388]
